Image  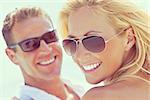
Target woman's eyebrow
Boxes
[67,30,102,38]
[85,31,102,35]
[67,34,76,38]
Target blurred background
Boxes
[0,0,149,99]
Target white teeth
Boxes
[39,57,55,65]
[83,63,100,71]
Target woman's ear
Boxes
[125,27,136,51]
[5,48,19,65]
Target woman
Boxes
[59,0,150,99]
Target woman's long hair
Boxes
[59,0,150,84]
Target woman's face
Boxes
[66,6,127,84]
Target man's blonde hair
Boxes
[59,0,150,84]
[2,7,52,47]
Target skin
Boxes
[6,17,79,100]
[68,6,127,84]
[66,6,150,100]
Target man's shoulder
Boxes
[20,85,60,100]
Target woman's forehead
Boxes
[68,6,117,37]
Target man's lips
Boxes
[37,56,56,66]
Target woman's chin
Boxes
[86,77,104,84]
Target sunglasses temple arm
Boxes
[105,27,129,43]
[8,44,18,48]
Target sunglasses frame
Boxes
[63,27,130,55]
[9,29,58,52]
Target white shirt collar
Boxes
[20,85,60,100]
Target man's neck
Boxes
[24,76,68,100]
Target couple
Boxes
[2,0,150,100]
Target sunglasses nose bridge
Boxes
[76,40,80,45]
[74,39,87,54]
[75,39,81,49]
[39,40,51,51]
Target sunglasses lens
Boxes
[43,31,58,43]
[19,38,39,52]
[17,30,58,52]
[83,36,105,52]
[63,39,76,55]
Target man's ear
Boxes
[125,27,136,51]
[5,48,19,65]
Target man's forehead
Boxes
[11,17,53,42]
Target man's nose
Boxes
[39,40,52,52]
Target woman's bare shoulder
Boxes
[82,79,150,100]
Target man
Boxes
[2,7,83,100]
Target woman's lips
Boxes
[82,62,102,72]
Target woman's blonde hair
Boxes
[59,0,150,84]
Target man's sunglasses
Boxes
[63,27,129,55]
[9,30,58,52]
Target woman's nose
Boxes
[74,41,87,57]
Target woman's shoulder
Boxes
[82,78,150,100]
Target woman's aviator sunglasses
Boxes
[9,30,58,52]
[63,27,130,55]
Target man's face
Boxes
[7,17,63,81]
